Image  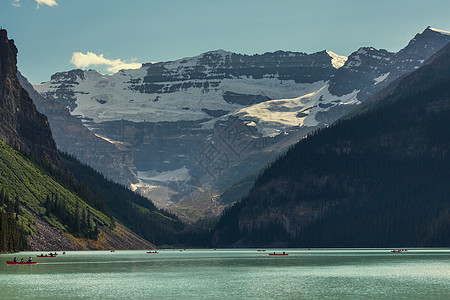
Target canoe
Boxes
[269,253,288,256]
[146,251,159,253]
[257,250,266,252]
[391,250,407,253]
[6,261,37,265]
[37,255,56,257]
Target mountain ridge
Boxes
[211,43,450,247]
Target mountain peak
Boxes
[204,49,233,56]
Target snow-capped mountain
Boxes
[36,50,339,124]
[33,27,450,220]
[329,26,450,99]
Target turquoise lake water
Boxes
[0,249,449,299]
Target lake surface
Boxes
[1,249,449,299]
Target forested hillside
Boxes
[212,43,450,248]
[0,188,28,252]
[0,140,115,252]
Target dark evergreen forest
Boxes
[0,189,28,252]
[212,44,450,247]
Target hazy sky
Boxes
[1,0,449,83]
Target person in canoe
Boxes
[13,257,17,262]
[20,258,24,263]
[27,257,32,263]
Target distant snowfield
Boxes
[234,84,359,137]
[35,67,360,138]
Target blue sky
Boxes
[1,0,449,83]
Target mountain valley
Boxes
[32,27,450,221]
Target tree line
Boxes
[44,193,100,240]
[0,188,28,252]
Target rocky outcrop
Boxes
[0,29,60,166]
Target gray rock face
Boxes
[329,27,450,100]
[0,29,60,167]
[328,47,395,98]
[33,27,450,220]
[18,72,138,185]
[139,50,336,84]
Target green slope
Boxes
[0,140,114,251]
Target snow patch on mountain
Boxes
[34,69,330,127]
[326,50,348,68]
[138,167,191,183]
[373,72,390,85]
[234,84,359,137]
[428,27,450,36]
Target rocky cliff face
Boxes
[329,27,450,100]
[33,27,450,220]
[0,29,59,166]
[18,72,138,185]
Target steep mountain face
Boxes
[211,43,450,248]
[34,27,450,220]
[329,27,450,100]
[18,72,138,186]
[0,29,59,166]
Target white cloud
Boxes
[36,0,58,7]
[71,52,142,73]
[11,0,58,8]
[11,0,21,7]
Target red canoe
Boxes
[269,253,288,256]
[257,250,266,252]
[37,255,56,257]
[146,251,159,254]
[6,261,37,265]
